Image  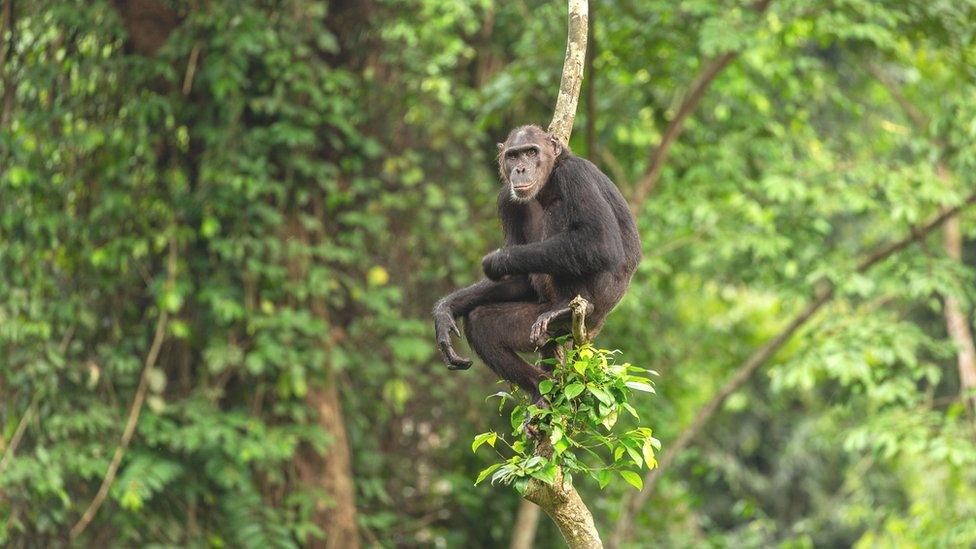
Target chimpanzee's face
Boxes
[498,126,558,202]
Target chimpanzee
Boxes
[432,125,641,403]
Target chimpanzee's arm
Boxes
[484,159,625,279]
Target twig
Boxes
[69,239,177,539]
[610,192,976,547]
[182,42,201,96]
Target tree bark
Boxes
[942,212,976,414]
[297,376,361,549]
[547,0,588,145]
[520,296,603,549]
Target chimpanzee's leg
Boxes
[464,301,550,399]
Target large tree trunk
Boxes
[942,212,976,414]
[297,376,361,548]
[509,500,542,549]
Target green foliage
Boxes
[2,0,976,546]
[472,340,659,494]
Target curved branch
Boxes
[629,0,773,210]
[547,0,588,145]
[70,239,177,539]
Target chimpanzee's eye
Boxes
[526,149,537,157]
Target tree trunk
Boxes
[509,500,541,549]
[942,212,976,414]
[297,376,361,549]
[522,470,601,549]
[520,297,603,549]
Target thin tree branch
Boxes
[0,391,39,474]
[864,62,976,414]
[610,192,976,547]
[70,239,177,540]
[864,62,928,132]
[584,0,596,156]
[594,144,631,189]
[1,0,16,129]
[181,42,201,96]
[547,0,588,145]
[629,0,773,211]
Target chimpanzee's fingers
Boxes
[439,340,472,370]
[449,317,462,339]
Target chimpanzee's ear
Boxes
[547,133,567,157]
[496,142,505,151]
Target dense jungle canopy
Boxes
[2,0,976,547]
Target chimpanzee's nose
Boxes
[515,166,526,174]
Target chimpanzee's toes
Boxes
[439,341,473,371]
[529,317,549,348]
[446,357,473,371]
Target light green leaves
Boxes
[619,470,644,491]
[564,382,585,399]
[471,343,658,494]
[471,432,497,453]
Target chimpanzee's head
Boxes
[497,125,567,202]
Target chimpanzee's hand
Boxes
[434,309,472,370]
[481,249,509,281]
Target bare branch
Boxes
[629,0,773,211]
[0,391,38,474]
[548,0,588,145]
[70,239,177,540]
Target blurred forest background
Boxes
[2,0,976,547]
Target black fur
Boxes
[433,126,641,400]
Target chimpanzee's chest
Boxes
[524,200,568,301]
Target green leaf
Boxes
[625,381,655,393]
[588,385,613,405]
[626,446,644,468]
[471,432,497,453]
[619,470,644,491]
[531,463,558,485]
[539,380,554,395]
[475,463,502,485]
[564,383,585,399]
[642,441,657,469]
[622,402,640,419]
[550,424,564,445]
[595,469,612,489]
